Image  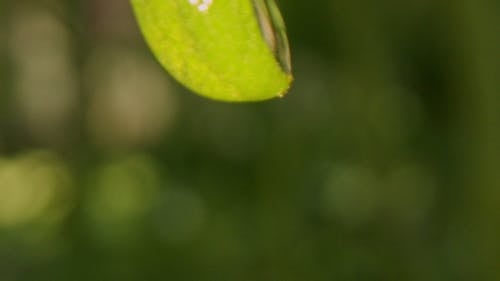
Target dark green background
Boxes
[0,0,499,280]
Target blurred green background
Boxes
[0,0,499,280]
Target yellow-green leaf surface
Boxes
[131,0,292,102]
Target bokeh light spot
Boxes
[84,154,161,245]
[8,7,77,143]
[0,151,74,228]
[85,48,177,148]
[322,163,380,226]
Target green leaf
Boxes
[130,0,293,102]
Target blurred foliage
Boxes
[0,0,499,280]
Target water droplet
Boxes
[188,0,213,13]
[253,0,292,74]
